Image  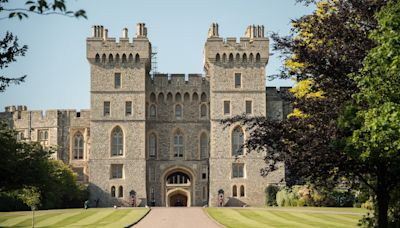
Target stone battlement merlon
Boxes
[204,23,269,66]
[86,23,151,65]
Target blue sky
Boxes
[0,0,314,110]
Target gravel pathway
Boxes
[134,207,223,228]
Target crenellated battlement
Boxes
[147,73,207,87]
[204,23,269,68]
[86,23,151,67]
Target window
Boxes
[114,73,121,89]
[38,130,48,141]
[224,101,230,115]
[150,105,156,118]
[233,185,237,197]
[240,185,245,197]
[104,101,110,116]
[256,53,261,62]
[235,73,241,88]
[175,104,182,118]
[216,53,220,62]
[150,188,155,202]
[125,101,132,116]
[111,127,123,156]
[149,133,157,158]
[73,132,84,159]
[111,164,123,179]
[201,93,207,102]
[229,53,234,62]
[111,186,116,197]
[246,100,252,114]
[200,133,208,159]
[122,54,127,63]
[232,127,244,156]
[118,186,123,198]
[202,165,207,180]
[149,167,156,182]
[232,163,244,178]
[167,172,190,184]
[200,104,207,118]
[135,53,140,63]
[174,130,184,157]
[95,54,100,63]
[202,186,207,200]
[17,131,24,140]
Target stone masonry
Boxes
[1,23,291,207]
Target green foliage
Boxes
[265,185,280,206]
[276,188,287,207]
[17,187,40,210]
[0,122,88,210]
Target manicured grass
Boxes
[0,208,149,228]
[207,207,366,228]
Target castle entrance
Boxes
[165,171,191,207]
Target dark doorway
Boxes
[169,193,187,207]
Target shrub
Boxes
[276,189,287,207]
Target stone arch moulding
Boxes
[160,165,196,207]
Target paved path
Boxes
[134,207,223,228]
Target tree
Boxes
[223,0,395,227]
[340,1,400,226]
[0,122,88,210]
[0,0,86,92]
[17,187,40,228]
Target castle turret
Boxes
[86,23,151,206]
[205,24,282,206]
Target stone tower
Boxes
[86,23,151,206]
[205,24,282,206]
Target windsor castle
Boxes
[1,23,290,207]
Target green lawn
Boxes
[0,208,149,228]
[206,207,367,228]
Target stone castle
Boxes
[1,23,290,207]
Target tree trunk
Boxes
[377,172,390,228]
[32,208,35,228]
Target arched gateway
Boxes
[162,167,194,207]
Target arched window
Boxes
[167,93,173,103]
[192,92,199,102]
[111,186,116,197]
[108,54,113,63]
[242,53,247,62]
[232,185,237,197]
[118,186,123,198]
[249,53,254,62]
[236,53,240,62]
[184,92,190,103]
[175,93,182,102]
[149,133,157,158]
[150,105,156,118]
[216,53,220,62]
[200,104,207,118]
[232,127,244,156]
[73,132,84,159]
[240,185,245,197]
[222,53,227,62]
[115,53,120,63]
[150,93,156,102]
[129,53,134,62]
[229,53,234,62]
[158,93,164,104]
[167,172,190,184]
[200,132,208,159]
[122,54,127,63]
[135,53,140,63]
[95,54,100,63]
[256,53,261,63]
[102,54,106,63]
[111,127,123,156]
[174,130,184,157]
[175,104,182,118]
[201,93,207,102]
